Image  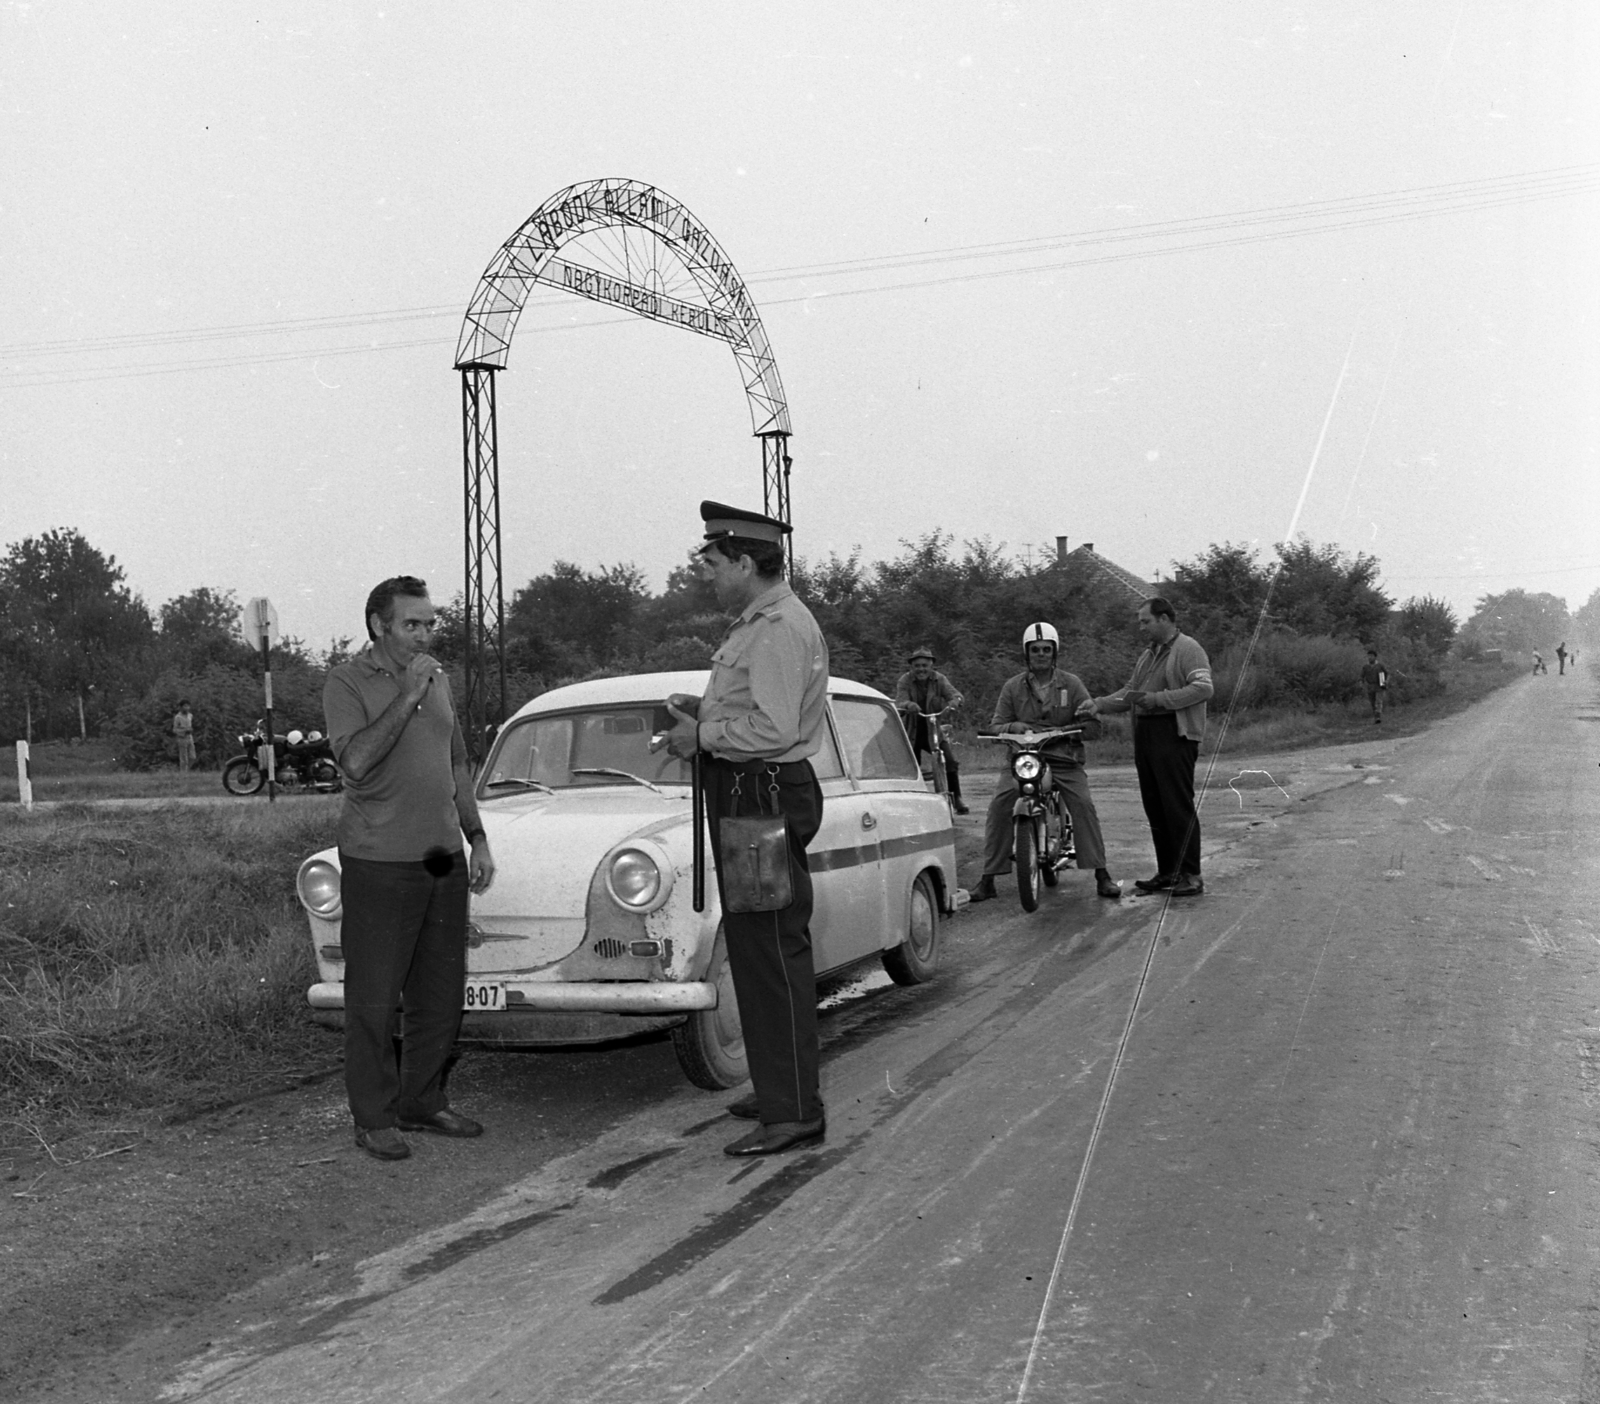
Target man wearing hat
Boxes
[658,501,830,1156]
[893,647,969,813]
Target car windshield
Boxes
[479,704,692,794]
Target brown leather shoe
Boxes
[724,1119,826,1157]
[1133,873,1178,894]
[397,1107,483,1138]
[726,1092,761,1120]
[355,1126,411,1161]
[1170,875,1205,898]
[1095,871,1122,899]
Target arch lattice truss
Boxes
[455,177,790,438]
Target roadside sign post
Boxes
[242,597,281,803]
[15,740,31,810]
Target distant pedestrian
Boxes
[172,700,196,771]
[1556,641,1568,675]
[323,575,496,1162]
[1080,598,1214,899]
[1360,649,1388,724]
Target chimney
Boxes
[1083,542,1094,553]
[1055,535,1068,565]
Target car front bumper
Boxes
[305,980,718,1013]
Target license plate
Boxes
[463,981,504,1011]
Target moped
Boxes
[977,727,1079,911]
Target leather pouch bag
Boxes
[718,771,793,913]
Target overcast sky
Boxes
[3,3,1595,652]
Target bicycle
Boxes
[902,703,961,816]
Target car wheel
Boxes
[670,928,748,1090]
[1016,816,1042,912]
[222,758,265,795]
[883,871,940,986]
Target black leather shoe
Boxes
[1096,871,1122,899]
[355,1126,411,1161]
[968,875,999,903]
[1133,873,1178,894]
[1170,875,1205,898]
[724,1119,826,1157]
[951,798,970,815]
[397,1107,483,1138]
[726,1092,761,1120]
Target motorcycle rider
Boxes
[893,646,969,814]
[969,622,1121,903]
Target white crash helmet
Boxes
[286,729,305,746]
[1021,621,1060,659]
[306,730,323,743]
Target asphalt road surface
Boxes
[163,672,1599,1403]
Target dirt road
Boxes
[6,671,1597,1401]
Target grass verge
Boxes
[0,738,226,804]
[0,801,339,1134]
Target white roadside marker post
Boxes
[15,740,31,810]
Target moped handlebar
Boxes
[976,727,1083,744]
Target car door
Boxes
[816,695,915,968]
[804,708,882,974]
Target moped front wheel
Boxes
[1015,816,1043,912]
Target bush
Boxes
[104,659,329,771]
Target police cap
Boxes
[698,500,792,551]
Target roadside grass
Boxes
[0,738,224,804]
[944,657,1516,769]
[0,801,340,1135]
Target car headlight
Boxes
[297,858,342,918]
[606,849,663,909]
[1013,753,1042,781]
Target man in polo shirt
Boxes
[657,501,830,1157]
[323,576,496,1162]
[1080,597,1214,898]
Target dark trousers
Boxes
[906,714,962,796]
[1133,714,1201,878]
[339,850,469,1130]
[704,758,824,1125]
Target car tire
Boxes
[222,758,265,795]
[883,871,940,986]
[1016,816,1042,912]
[670,928,748,1090]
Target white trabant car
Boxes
[296,670,958,1089]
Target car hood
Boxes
[475,787,691,920]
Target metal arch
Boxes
[454,179,793,757]
[456,177,790,438]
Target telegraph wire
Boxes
[2,163,1595,389]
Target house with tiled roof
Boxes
[1053,537,1152,601]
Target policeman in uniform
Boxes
[658,502,830,1156]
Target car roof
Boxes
[509,669,890,721]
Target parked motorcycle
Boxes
[222,723,342,796]
[976,727,1079,911]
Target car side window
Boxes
[831,697,919,781]
[810,710,846,780]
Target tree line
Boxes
[1,526,1590,769]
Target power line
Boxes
[2,163,1594,389]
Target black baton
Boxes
[692,750,706,912]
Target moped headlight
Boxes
[297,858,342,918]
[607,849,662,909]
[1013,753,1042,782]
